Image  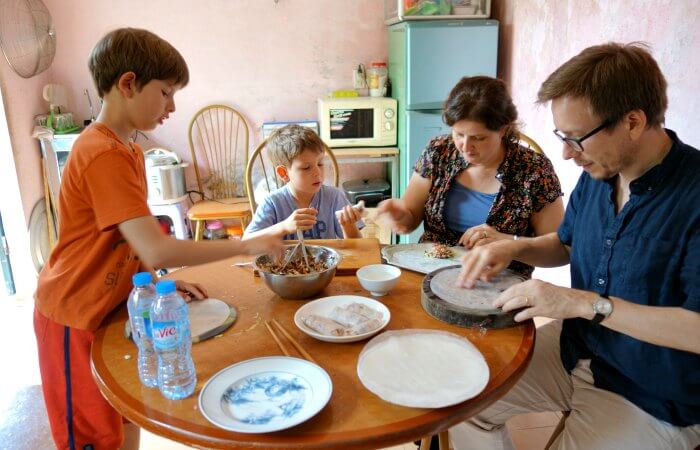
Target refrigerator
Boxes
[388,19,499,242]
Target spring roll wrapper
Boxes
[302,314,347,336]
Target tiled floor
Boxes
[0,290,560,450]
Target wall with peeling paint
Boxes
[3,0,388,220]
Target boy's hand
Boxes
[282,208,317,235]
[175,280,207,302]
[241,234,284,258]
[337,205,362,226]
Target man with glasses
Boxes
[451,43,699,449]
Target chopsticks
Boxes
[265,319,318,365]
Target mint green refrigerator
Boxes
[388,19,499,243]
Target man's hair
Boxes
[267,125,326,167]
[88,28,189,98]
[537,42,668,128]
[443,76,520,149]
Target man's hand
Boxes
[281,208,317,235]
[175,280,207,303]
[493,279,594,322]
[457,240,518,288]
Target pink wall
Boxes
[493,0,700,196]
[3,0,387,223]
[3,0,698,224]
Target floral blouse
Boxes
[414,134,563,277]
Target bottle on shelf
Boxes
[126,272,158,388]
[150,280,197,400]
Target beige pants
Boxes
[450,321,700,450]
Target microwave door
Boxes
[330,108,374,140]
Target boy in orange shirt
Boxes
[33,28,281,450]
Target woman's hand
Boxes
[458,224,512,249]
[175,280,207,303]
[375,199,413,234]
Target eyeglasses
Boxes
[553,120,611,152]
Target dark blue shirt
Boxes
[557,130,700,426]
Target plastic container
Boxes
[226,223,244,240]
[151,280,197,400]
[368,62,388,97]
[126,272,158,388]
[204,220,226,240]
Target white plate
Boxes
[382,243,468,274]
[294,295,390,343]
[357,329,489,408]
[198,356,332,433]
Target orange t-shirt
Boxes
[35,123,152,330]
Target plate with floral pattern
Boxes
[198,356,332,433]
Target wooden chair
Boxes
[519,132,543,154]
[186,105,252,241]
[244,138,340,214]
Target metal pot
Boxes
[144,148,189,204]
[253,245,342,299]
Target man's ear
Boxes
[116,72,138,98]
[275,165,290,182]
[625,109,648,140]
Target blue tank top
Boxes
[443,182,497,234]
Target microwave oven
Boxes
[317,97,397,148]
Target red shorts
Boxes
[34,308,125,450]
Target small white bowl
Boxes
[356,264,402,296]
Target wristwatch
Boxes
[591,294,613,325]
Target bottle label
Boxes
[152,321,181,350]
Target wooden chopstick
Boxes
[271,319,318,365]
[264,321,291,357]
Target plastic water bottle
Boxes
[126,272,158,388]
[150,280,196,399]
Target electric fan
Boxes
[0,0,55,78]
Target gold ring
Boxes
[523,296,530,306]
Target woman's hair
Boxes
[443,76,519,149]
[537,42,667,128]
[89,28,189,98]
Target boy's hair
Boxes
[267,125,326,167]
[537,42,668,128]
[443,76,520,150]
[88,28,189,98]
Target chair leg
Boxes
[194,220,203,241]
[544,411,570,450]
[438,430,449,450]
[419,437,431,450]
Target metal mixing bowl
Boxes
[253,245,342,299]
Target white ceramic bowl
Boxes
[356,264,401,296]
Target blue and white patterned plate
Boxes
[198,356,332,433]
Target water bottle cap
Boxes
[156,279,177,295]
[132,272,152,287]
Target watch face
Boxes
[594,299,613,315]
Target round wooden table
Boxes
[92,255,534,449]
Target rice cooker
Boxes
[144,148,189,204]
